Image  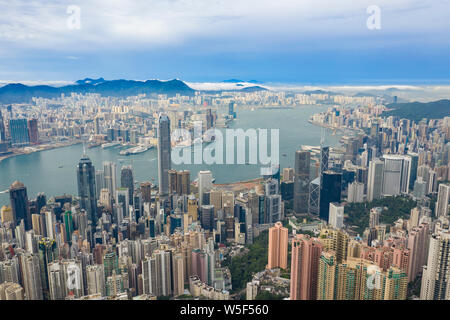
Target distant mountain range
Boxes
[382,99,450,122]
[0,78,196,104]
[0,78,273,104]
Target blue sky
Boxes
[0,0,449,84]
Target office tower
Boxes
[347,182,364,203]
[36,193,46,214]
[38,237,58,299]
[200,205,214,232]
[210,190,222,215]
[407,223,429,282]
[382,155,411,196]
[21,253,43,300]
[157,114,171,196]
[103,161,117,196]
[9,118,29,147]
[413,177,428,198]
[27,118,39,144]
[9,181,31,230]
[420,229,450,300]
[99,188,112,212]
[317,251,337,300]
[177,170,190,195]
[267,222,288,269]
[168,169,178,194]
[198,170,213,205]
[95,170,104,200]
[294,150,310,214]
[0,111,6,142]
[62,211,73,244]
[319,171,342,222]
[77,155,97,225]
[115,188,129,224]
[264,193,282,223]
[44,210,55,239]
[290,234,322,300]
[328,203,344,229]
[86,265,106,296]
[282,167,294,182]
[435,184,450,218]
[120,166,134,205]
[140,182,152,203]
[308,177,320,215]
[408,152,419,191]
[187,195,198,222]
[320,146,329,178]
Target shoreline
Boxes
[0,140,83,164]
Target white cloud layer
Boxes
[0,0,449,52]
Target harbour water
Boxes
[0,105,340,207]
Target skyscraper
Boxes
[198,170,213,206]
[328,202,344,229]
[382,155,411,196]
[347,182,364,203]
[9,118,29,147]
[435,184,450,218]
[420,229,450,300]
[290,234,322,300]
[77,155,97,225]
[9,181,31,230]
[319,171,342,222]
[157,114,171,196]
[0,110,6,142]
[294,150,310,214]
[27,118,39,144]
[103,161,117,196]
[120,165,134,205]
[267,222,288,270]
[367,158,384,201]
[200,205,215,232]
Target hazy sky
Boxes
[0,0,449,83]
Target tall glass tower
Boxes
[77,154,97,226]
[157,114,171,196]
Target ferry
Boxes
[101,141,121,149]
[119,145,152,155]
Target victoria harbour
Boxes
[0,105,340,206]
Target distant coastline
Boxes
[0,140,82,163]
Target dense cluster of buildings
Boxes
[0,89,449,300]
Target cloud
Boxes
[0,0,449,52]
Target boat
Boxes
[88,142,101,149]
[119,145,151,155]
[101,142,121,149]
